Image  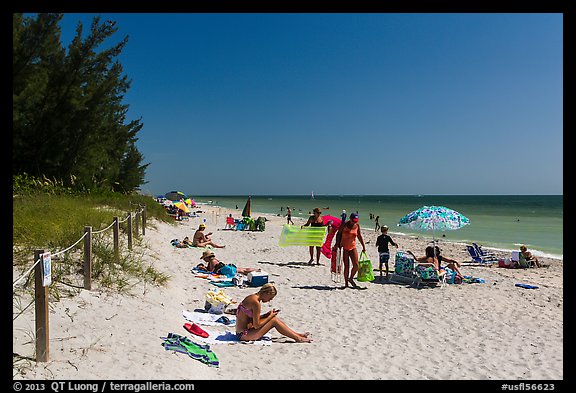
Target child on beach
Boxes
[235,284,312,343]
[375,225,398,281]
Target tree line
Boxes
[13,13,148,194]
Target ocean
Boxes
[192,195,563,260]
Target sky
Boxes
[56,13,563,196]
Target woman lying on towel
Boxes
[197,250,261,276]
[171,237,194,248]
[235,284,312,343]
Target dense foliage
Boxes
[13,13,148,193]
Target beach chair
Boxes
[512,251,535,268]
[473,243,497,259]
[412,263,446,288]
[235,219,246,231]
[224,216,236,230]
[466,245,497,264]
[389,251,416,284]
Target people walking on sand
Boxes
[192,224,225,248]
[375,225,398,281]
[303,207,325,265]
[374,215,380,231]
[335,212,366,289]
[286,207,294,225]
[235,283,312,343]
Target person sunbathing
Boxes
[434,246,464,279]
[197,250,261,275]
[407,246,439,269]
[235,283,312,343]
[171,237,193,248]
[192,224,225,248]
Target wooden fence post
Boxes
[83,226,92,290]
[113,217,120,262]
[127,213,133,250]
[142,205,146,236]
[134,211,139,238]
[34,249,49,362]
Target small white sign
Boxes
[41,252,51,287]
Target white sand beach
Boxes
[13,204,563,380]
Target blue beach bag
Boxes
[218,264,238,278]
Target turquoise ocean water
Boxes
[191,195,563,260]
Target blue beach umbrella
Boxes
[398,205,470,247]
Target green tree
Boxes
[13,13,148,193]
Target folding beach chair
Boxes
[412,263,446,288]
[389,251,416,284]
[235,219,246,231]
[512,251,535,268]
[413,264,445,287]
[224,216,236,230]
[473,243,497,259]
[388,251,446,288]
[466,246,497,264]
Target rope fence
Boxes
[12,205,148,362]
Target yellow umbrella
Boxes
[174,202,190,213]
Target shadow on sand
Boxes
[258,260,321,269]
[290,285,338,291]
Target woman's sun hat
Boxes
[201,250,215,259]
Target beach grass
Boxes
[13,192,172,293]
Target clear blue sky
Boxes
[58,13,563,196]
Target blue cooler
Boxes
[247,271,268,287]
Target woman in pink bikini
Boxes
[335,212,366,289]
[235,284,312,343]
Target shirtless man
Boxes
[192,224,225,248]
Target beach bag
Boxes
[217,264,237,278]
[444,267,456,284]
[204,288,233,314]
[357,251,375,282]
[256,217,266,231]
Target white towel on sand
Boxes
[182,310,236,327]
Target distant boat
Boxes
[311,191,314,199]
